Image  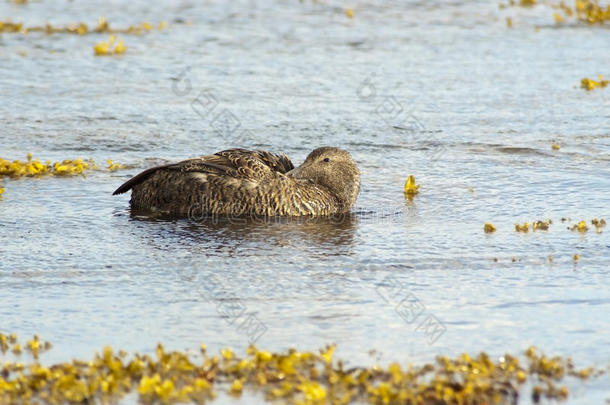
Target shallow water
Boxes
[1,0,609,403]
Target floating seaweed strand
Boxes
[0,17,167,35]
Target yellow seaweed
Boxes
[581,75,609,91]
[403,175,420,195]
[484,222,497,233]
[0,333,600,405]
[1,154,127,180]
[510,0,610,24]
[1,17,166,36]
[94,35,127,56]
[532,219,551,230]
[515,222,530,232]
[570,220,589,232]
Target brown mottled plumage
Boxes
[112,147,360,217]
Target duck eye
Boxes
[323,158,330,162]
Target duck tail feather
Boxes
[112,165,167,195]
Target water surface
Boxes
[1,0,609,403]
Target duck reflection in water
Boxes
[128,211,359,252]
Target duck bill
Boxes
[286,162,312,179]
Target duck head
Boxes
[288,147,360,212]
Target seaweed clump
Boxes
[0,333,602,404]
[0,154,128,179]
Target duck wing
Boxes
[215,148,294,177]
[112,148,294,195]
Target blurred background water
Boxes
[1,0,609,403]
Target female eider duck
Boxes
[113,147,360,217]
